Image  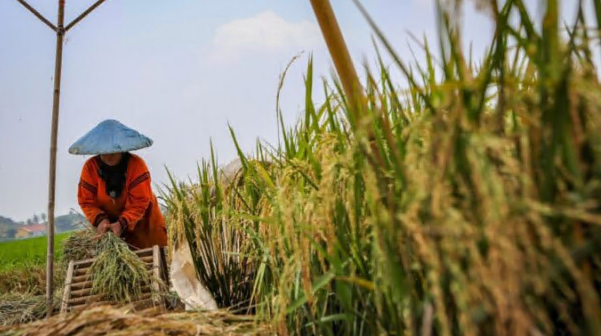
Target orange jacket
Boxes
[77,154,167,249]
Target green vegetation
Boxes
[0,233,70,271]
[0,233,71,295]
[165,1,601,335]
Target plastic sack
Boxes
[169,241,218,311]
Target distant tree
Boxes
[41,213,47,222]
[33,214,40,224]
[26,219,33,225]
[6,228,17,238]
[55,212,86,233]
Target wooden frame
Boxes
[60,246,170,314]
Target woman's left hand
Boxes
[109,222,123,237]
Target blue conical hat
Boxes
[68,120,153,155]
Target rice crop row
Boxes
[164,1,601,335]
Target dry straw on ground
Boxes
[0,293,46,327]
[0,305,270,336]
[0,290,63,327]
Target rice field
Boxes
[3,0,601,335]
[0,233,70,272]
[0,233,72,297]
[163,1,601,335]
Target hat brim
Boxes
[68,120,153,155]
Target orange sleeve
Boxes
[119,158,152,233]
[77,160,107,227]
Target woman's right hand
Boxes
[97,219,111,235]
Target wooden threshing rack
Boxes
[60,245,170,314]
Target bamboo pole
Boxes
[45,0,65,318]
[15,0,57,31]
[308,0,366,127]
[308,0,386,170]
[15,0,110,318]
[65,0,106,31]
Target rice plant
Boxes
[163,152,267,312]
[166,1,601,335]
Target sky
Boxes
[0,0,582,221]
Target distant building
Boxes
[15,224,46,239]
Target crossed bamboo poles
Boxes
[14,0,362,319]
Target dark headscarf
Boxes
[96,153,131,199]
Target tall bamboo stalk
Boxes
[308,0,384,168]
[15,0,109,318]
[45,0,65,318]
[308,0,366,127]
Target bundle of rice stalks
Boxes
[0,305,270,336]
[90,233,159,303]
[61,227,97,263]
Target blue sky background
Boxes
[0,0,580,221]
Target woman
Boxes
[69,119,167,249]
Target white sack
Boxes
[169,241,218,311]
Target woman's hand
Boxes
[109,221,123,237]
[97,219,111,235]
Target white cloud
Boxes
[210,11,322,63]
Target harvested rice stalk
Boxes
[61,227,97,263]
[0,290,62,327]
[0,293,45,327]
[0,305,269,336]
[90,233,157,303]
[0,263,54,296]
